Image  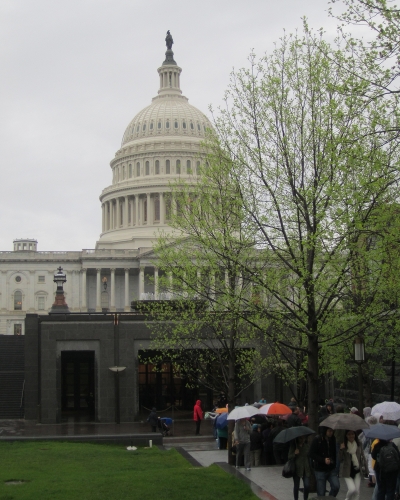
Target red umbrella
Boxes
[258,402,292,416]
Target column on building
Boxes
[102,204,105,232]
[135,195,139,225]
[154,267,159,299]
[110,268,116,312]
[146,193,151,224]
[159,192,164,224]
[139,267,145,299]
[28,270,35,312]
[124,268,130,311]
[130,197,134,226]
[116,198,120,227]
[124,196,129,228]
[110,201,114,230]
[96,268,101,312]
[81,268,87,311]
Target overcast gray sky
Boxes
[0,0,354,251]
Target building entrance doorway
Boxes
[61,351,95,422]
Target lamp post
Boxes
[354,336,365,412]
[102,276,108,291]
[49,266,70,314]
[109,366,126,424]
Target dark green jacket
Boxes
[288,441,311,478]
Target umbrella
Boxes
[363,423,400,441]
[258,402,292,416]
[216,412,228,429]
[371,402,400,421]
[252,403,264,408]
[273,426,315,444]
[215,407,228,414]
[319,413,369,431]
[227,405,259,421]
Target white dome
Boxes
[121,96,211,146]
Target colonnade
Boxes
[101,193,168,232]
[80,266,160,312]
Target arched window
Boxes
[196,161,201,175]
[190,122,194,130]
[137,124,140,132]
[197,123,200,131]
[143,199,148,223]
[143,123,146,131]
[150,122,153,130]
[176,159,181,174]
[123,165,126,179]
[145,161,150,175]
[155,160,160,175]
[166,160,170,174]
[187,160,192,174]
[166,120,170,129]
[129,164,132,177]
[174,120,178,129]
[14,291,22,310]
[182,121,186,129]
[158,121,161,129]
[154,196,160,221]
[136,162,140,177]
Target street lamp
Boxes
[49,266,70,314]
[102,276,108,291]
[354,336,365,411]
[109,366,126,424]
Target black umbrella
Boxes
[273,426,315,444]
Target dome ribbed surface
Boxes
[121,96,212,146]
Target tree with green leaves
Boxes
[140,146,279,412]
[208,26,400,429]
[144,26,400,430]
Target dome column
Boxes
[124,196,129,228]
[116,198,121,227]
[146,193,151,224]
[139,266,145,299]
[81,268,87,311]
[96,268,102,312]
[160,192,165,224]
[135,195,139,225]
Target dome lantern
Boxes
[158,31,182,96]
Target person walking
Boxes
[371,438,400,500]
[147,407,158,432]
[288,435,311,500]
[250,424,263,467]
[339,430,365,500]
[234,418,252,471]
[193,399,203,435]
[309,426,340,497]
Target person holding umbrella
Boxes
[234,417,252,471]
[339,430,365,500]
[288,434,312,500]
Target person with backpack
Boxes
[371,438,400,500]
[339,430,365,500]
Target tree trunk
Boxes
[307,335,319,431]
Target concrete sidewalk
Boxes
[186,448,374,500]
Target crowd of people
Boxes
[147,396,400,500]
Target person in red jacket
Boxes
[193,399,203,435]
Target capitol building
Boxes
[0,35,211,336]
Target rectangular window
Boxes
[166,160,170,174]
[38,275,45,283]
[14,324,22,336]
[38,296,45,310]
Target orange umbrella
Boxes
[258,402,292,416]
[215,407,228,413]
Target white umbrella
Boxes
[227,405,259,420]
[371,401,400,421]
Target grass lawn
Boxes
[0,441,258,500]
